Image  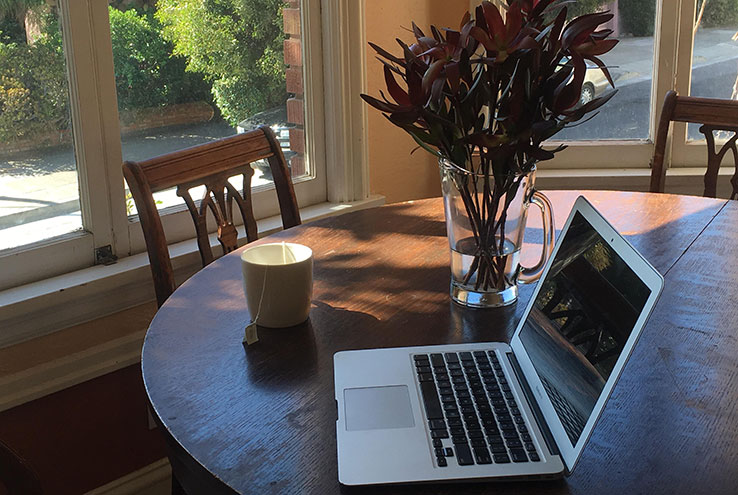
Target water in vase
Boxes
[449,236,520,307]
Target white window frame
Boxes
[0,0,374,346]
[467,1,727,193]
[0,0,368,289]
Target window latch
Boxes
[95,245,118,266]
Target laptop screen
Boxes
[518,210,651,445]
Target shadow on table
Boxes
[243,318,319,387]
[306,202,448,241]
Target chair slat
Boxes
[140,132,274,192]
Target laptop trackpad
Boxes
[344,385,415,431]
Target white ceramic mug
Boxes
[240,242,313,328]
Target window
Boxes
[556,0,658,142]
[0,5,80,252]
[0,0,367,294]
[474,1,736,175]
[688,0,738,138]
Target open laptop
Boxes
[334,196,664,485]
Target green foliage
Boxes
[156,0,287,125]
[618,0,656,37]
[700,0,738,28]
[0,14,24,43]
[0,0,43,43]
[0,12,68,143]
[566,0,607,19]
[108,7,210,110]
[619,0,738,37]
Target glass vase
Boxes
[439,159,555,308]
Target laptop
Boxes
[333,196,664,485]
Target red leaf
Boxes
[530,0,558,19]
[459,11,471,31]
[445,29,461,48]
[422,59,446,98]
[586,55,615,87]
[481,1,505,42]
[384,65,410,105]
[550,5,567,42]
[446,62,461,93]
[417,46,446,60]
[562,12,613,50]
[506,1,523,43]
[430,78,445,105]
[418,36,439,49]
[553,55,585,112]
[369,42,405,66]
[575,39,618,57]
[407,63,425,105]
[360,94,402,113]
[470,25,496,52]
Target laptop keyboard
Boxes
[414,350,540,468]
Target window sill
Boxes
[0,196,384,411]
[537,167,733,198]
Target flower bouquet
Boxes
[361,0,618,307]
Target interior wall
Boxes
[0,365,166,494]
[365,0,470,204]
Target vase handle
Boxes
[519,190,555,284]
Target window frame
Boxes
[0,0,368,292]
[467,1,723,178]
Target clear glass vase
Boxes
[439,159,555,308]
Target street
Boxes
[558,58,738,141]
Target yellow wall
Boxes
[365,1,470,204]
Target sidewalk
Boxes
[607,27,738,86]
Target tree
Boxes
[0,0,43,43]
[156,0,287,125]
[108,7,211,110]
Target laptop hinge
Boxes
[507,351,560,457]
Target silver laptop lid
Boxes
[510,196,664,474]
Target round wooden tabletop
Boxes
[142,191,738,494]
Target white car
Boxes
[580,61,611,106]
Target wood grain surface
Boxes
[142,191,738,494]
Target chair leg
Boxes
[172,473,186,495]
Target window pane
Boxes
[110,1,306,215]
[688,1,738,140]
[556,0,656,141]
[0,4,81,251]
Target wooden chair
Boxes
[0,439,43,495]
[123,125,301,308]
[650,90,738,198]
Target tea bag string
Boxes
[243,265,268,345]
[251,264,269,325]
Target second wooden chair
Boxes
[650,90,738,198]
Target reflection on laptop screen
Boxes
[519,211,651,445]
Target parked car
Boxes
[580,61,611,106]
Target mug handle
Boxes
[518,190,555,284]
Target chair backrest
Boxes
[123,125,301,307]
[650,90,738,198]
[0,439,42,495]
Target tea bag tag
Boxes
[243,321,259,345]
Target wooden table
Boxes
[142,191,738,495]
